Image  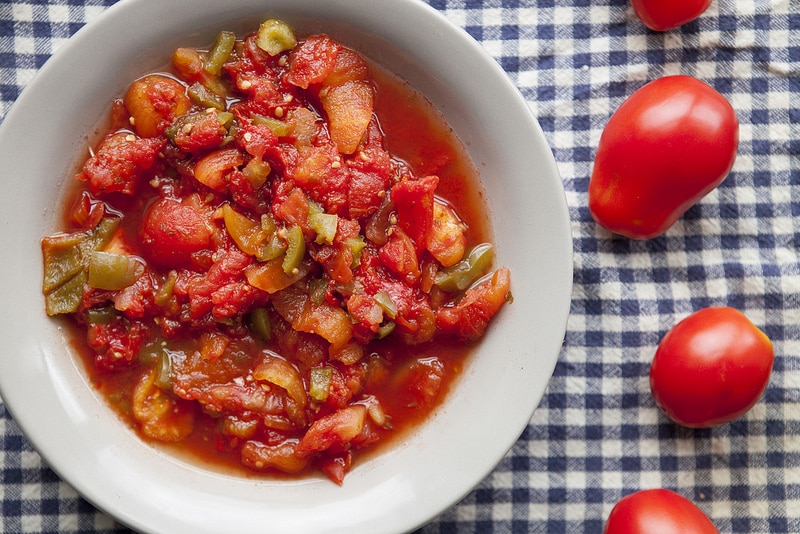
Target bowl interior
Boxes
[0,0,571,532]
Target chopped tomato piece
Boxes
[171,111,227,153]
[124,74,191,138]
[285,34,342,89]
[322,48,370,87]
[436,267,511,341]
[132,366,196,442]
[241,440,308,474]
[347,147,394,220]
[379,226,420,280]
[295,404,367,456]
[288,144,349,214]
[237,121,280,159]
[391,175,439,251]
[428,200,467,267]
[392,356,445,410]
[319,452,352,485]
[271,284,353,349]
[86,317,147,371]
[69,191,106,230]
[194,147,244,192]
[140,198,213,269]
[79,133,165,196]
[321,80,374,155]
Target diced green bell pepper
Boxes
[249,307,272,341]
[42,217,120,316]
[282,225,306,275]
[44,270,87,316]
[87,251,145,290]
[309,366,332,402]
[205,31,236,76]
[187,82,226,111]
[256,19,297,56]
[434,243,494,292]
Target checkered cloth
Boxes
[1,0,798,532]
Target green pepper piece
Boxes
[242,157,271,189]
[346,236,366,267]
[309,366,332,402]
[282,225,306,275]
[376,321,396,339]
[261,214,277,235]
[155,270,178,307]
[252,114,292,137]
[45,270,87,316]
[75,216,120,266]
[87,251,145,290]
[42,216,121,315]
[187,82,226,110]
[309,212,338,244]
[41,232,88,293]
[309,278,328,305]
[86,305,117,324]
[154,350,173,391]
[254,215,285,262]
[373,290,398,320]
[257,234,287,262]
[434,243,494,292]
[205,31,236,76]
[249,307,272,341]
[256,19,297,56]
[217,111,234,127]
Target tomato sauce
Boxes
[43,20,511,484]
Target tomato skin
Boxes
[140,198,213,269]
[124,74,191,138]
[605,489,719,534]
[631,0,713,31]
[588,75,738,239]
[650,307,774,428]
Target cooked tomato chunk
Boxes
[140,198,213,268]
[124,74,191,138]
[285,34,342,89]
[79,133,165,196]
[436,267,511,341]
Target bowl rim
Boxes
[0,0,572,532]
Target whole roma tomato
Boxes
[631,0,713,31]
[589,75,738,239]
[605,489,719,534]
[650,307,774,428]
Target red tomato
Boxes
[650,307,774,428]
[285,34,342,89]
[631,0,713,31]
[391,175,439,251]
[124,74,191,138]
[140,198,213,268]
[588,75,738,239]
[605,489,719,534]
[436,267,511,341]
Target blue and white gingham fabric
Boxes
[1,0,798,532]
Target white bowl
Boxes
[0,0,572,532]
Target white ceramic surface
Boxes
[0,0,572,532]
